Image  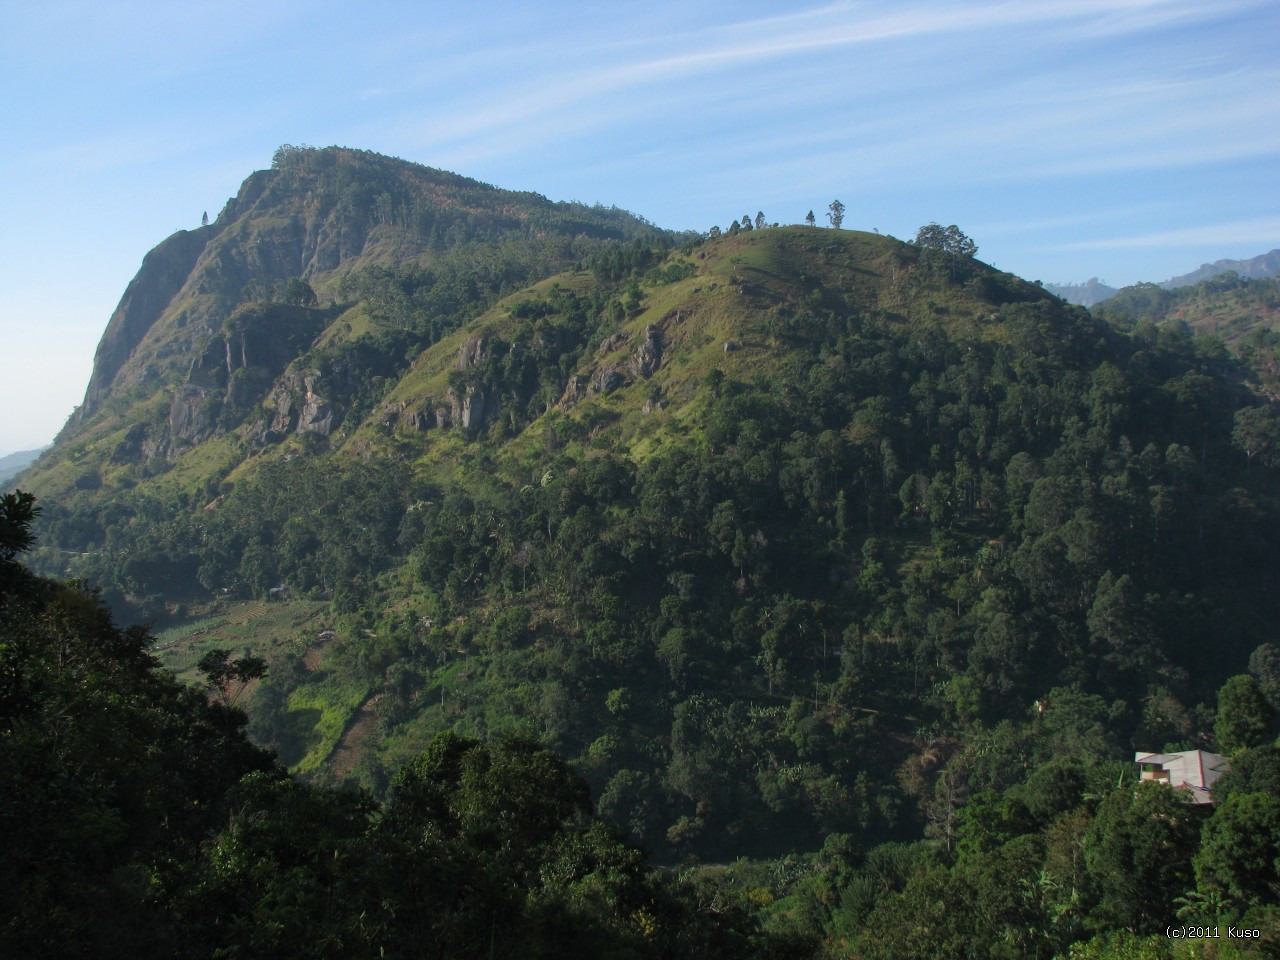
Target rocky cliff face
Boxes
[631,323,663,378]
[152,303,336,453]
[254,372,336,442]
[71,168,379,426]
[77,227,214,421]
[61,146,668,454]
[452,335,493,438]
[19,145,682,506]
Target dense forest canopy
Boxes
[2,494,799,957]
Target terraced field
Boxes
[153,599,329,684]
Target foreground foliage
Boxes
[2,492,810,958]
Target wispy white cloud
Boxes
[32,134,186,174]
[1060,0,1266,39]
[617,0,1225,78]
[2,1,311,83]
[978,206,1165,239]
[28,120,255,175]
[1053,218,1280,251]
[368,0,1278,189]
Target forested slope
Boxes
[10,153,1280,956]
[1092,272,1280,359]
[1,492,795,958]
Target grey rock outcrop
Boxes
[447,385,489,437]
[592,368,625,395]
[257,370,337,440]
[457,336,489,370]
[559,375,589,410]
[631,324,663,379]
[169,385,216,444]
[297,378,334,436]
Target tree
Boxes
[1249,643,1280,709]
[0,489,38,558]
[754,211,766,230]
[197,648,267,707]
[1232,405,1280,466]
[1066,932,1175,959]
[1084,782,1198,933]
[915,222,977,257]
[827,199,845,229]
[0,490,39,594]
[805,210,816,227]
[1193,792,1280,915]
[0,494,276,956]
[280,276,317,306]
[740,214,753,231]
[181,772,378,957]
[271,143,301,169]
[201,210,209,227]
[1211,745,1280,802]
[1215,674,1274,754]
[387,732,592,874]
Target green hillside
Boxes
[52,145,673,486]
[1093,273,1280,359]
[9,152,1280,956]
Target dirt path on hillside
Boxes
[327,695,381,781]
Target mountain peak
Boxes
[67,147,669,436]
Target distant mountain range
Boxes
[1162,248,1280,288]
[0,447,45,486]
[1043,276,1119,307]
[1046,248,1280,306]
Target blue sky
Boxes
[1,0,1278,454]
